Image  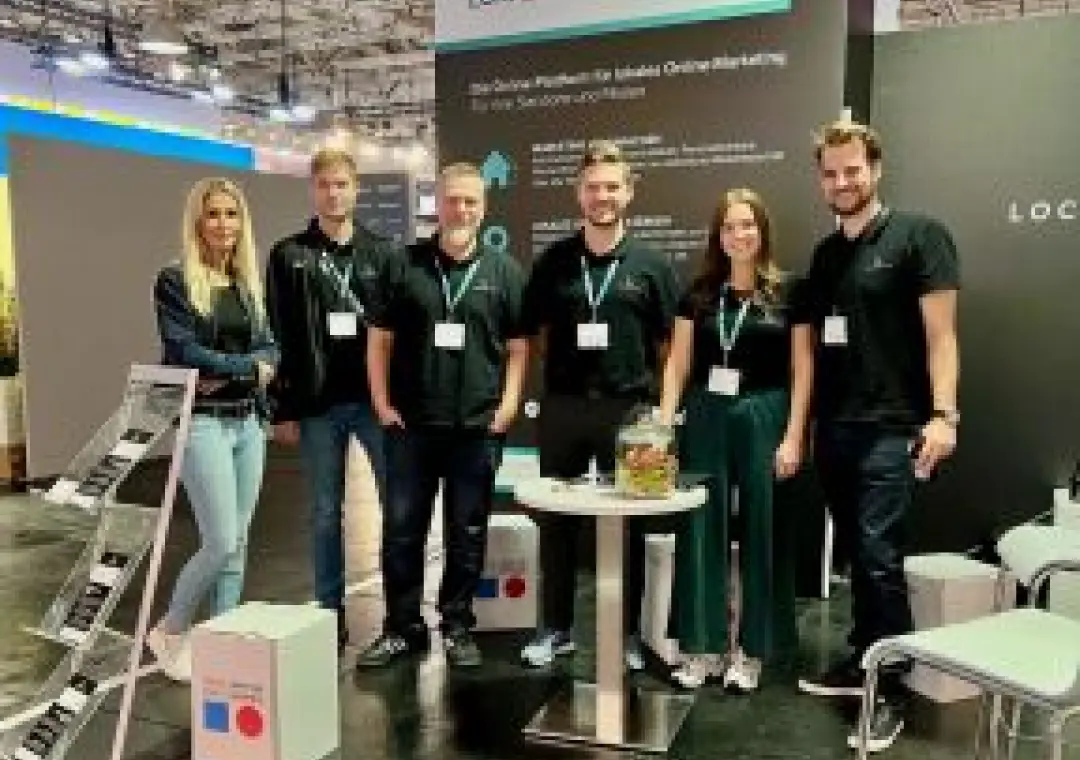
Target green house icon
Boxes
[482,151,512,189]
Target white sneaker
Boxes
[672,654,723,689]
[724,649,761,692]
[624,637,645,672]
[146,627,192,683]
[520,630,575,668]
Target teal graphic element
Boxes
[482,225,509,254]
[481,151,513,189]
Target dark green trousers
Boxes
[670,386,798,660]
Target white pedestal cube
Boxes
[1050,489,1080,618]
[904,554,1003,702]
[641,533,680,666]
[473,513,538,631]
[191,603,339,760]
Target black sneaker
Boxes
[847,697,905,753]
[797,655,864,697]
[355,632,423,670]
[444,629,481,668]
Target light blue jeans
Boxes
[163,413,266,631]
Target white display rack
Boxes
[0,364,197,760]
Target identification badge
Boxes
[327,311,358,338]
[577,322,610,350]
[708,366,741,396]
[823,315,848,346]
[434,321,466,350]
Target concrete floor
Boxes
[0,448,1074,760]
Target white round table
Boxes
[514,477,707,753]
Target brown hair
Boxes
[577,140,634,182]
[310,146,357,177]
[813,120,883,164]
[687,188,785,313]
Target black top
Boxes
[266,219,398,419]
[153,263,279,413]
[677,282,791,393]
[789,209,960,426]
[370,235,526,429]
[207,284,255,401]
[522,231,680,400]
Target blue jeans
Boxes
[815,421,917,654]
[382,427,503,634]
[299,402,387,612]
[164,413,266,630]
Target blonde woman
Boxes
[658,189,813,690]
[148,177,278,681]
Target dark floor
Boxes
[0,450,1075,760]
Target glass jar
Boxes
[615,409,677,499]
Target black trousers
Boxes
[815,421,917,656]
[536,394,646,636]
[381,426,503,634]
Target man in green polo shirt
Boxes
[360,163,529,669]
[519,141,680,670]
[791,121,960,753]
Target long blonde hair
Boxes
[181,177,264,320]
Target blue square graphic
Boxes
[475,577,499,599]
[203,700,230,733]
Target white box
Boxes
[191,603,339,760]
[904,554,1003,702]
[641,533,680,666]
[473,513,538,631]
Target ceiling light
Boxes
[269,106,294,123]
[211,83,234,103]
[139,14,188,55]
[79,49,110,72]
[291,103,317,122]
[55,57,86,76]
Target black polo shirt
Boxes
[522,231,679,400]
[371,234,526,429]
[790,209,960,426]
[678,281,792,393]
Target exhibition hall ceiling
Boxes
[901,0,1077,27]
[0,0,434,142]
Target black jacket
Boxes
[153,263,279,414]
[265,219,399,420]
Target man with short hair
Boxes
[361,162,529,669]
[792,121,960,752]
[519,141,680,670]
[265,148,397,650]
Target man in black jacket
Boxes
[265,147,399,648]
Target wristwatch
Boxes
[931,408,960,426]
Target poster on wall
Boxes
[436,0,848,444]
[356,172,413,245]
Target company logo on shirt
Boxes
[473,279,499,293]
[476,574,529,599]
[1007,197,1078,224]
[618,277,646,294]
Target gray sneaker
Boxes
[520,629,576,668]
[444,629,482,668]
[624,637,645,672]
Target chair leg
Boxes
[1047,717,1063,760]
[975,691,1002,760]
[989,694,1004,760]
[857,665,880,760]
[1006,700,1024,760]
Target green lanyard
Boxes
[581,257,620,322]
[434,256,482,318]
[714,290,752,367]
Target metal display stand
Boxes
[0,364,197,760]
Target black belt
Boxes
[191,399,256,418]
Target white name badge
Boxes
[327,312,358,338]
[823,315,848,346]
[434,321,466,350]
[577,322,610,350]
[708,366,742,396]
